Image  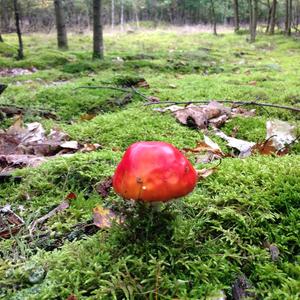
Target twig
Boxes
[76,85,152,102]
[75,86,129,93]
[145,100,300,113]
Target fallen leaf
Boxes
[232,274,255,300]
[96,177,113,199]
[266,120,296,150]
[135,79,150,88]
[147,95,161,103]
[252,138,289,156]
[213,129,255,158]
[93,205,120,228]
[184,135,224,164]
[80,143,101,153]
[0,205,24,239]
[60,141,79,150]
[197,167,217,180]
[248,81,257,86]
[80,113,97,121]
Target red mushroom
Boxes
[113,141,197,202]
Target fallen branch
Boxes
[75,85,153,102]
[145,100,300,113]
[75,86,129,93]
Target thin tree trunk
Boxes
[120,0,124,31]
[269,0,277,34]
[93,0,104,59]
[13,0,24,59]
[250,0,258,42]
[266,0,272,33]
[285,0,293,35]
[210,0,217,35]
[54,0,68,49]
[111,0,114,30]
[233,0,240,32]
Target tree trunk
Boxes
[0,33,3,42]
[266,0,272,33]
[93,0,104,59]
[233,0,240,32]
[269,0,277,34]
[120,0,124,31]
[54,0,68,49]
[285,0,293,35]
[111,0,115,29]
[13,0,24,59]
[249,0,258,42]
[210,0,217,35]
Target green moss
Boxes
[0,31,299,299]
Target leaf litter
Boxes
[0,116,101,174]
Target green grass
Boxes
[0,29,299,299]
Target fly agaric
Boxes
[113,141,197,202]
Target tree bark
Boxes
[120,0,124,31]
[285,0,293,35]
[210,0,217,35]
[265,0,272,33]
[13,0,24,59]
[249,0,258,42]
[111,0,115,29]
[93,0,104,59]
[269,0,277,34]
[233,0,240,32]
[54,0,68,49]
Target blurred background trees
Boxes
[0,0,299,33]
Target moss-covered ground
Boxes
[0,30,299,299]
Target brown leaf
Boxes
[213,129,255,158]
[66,295,78,300]
[197,167,217,180]
[96,177,113,199]
[80,113,97,121]
[93,205,120,228]
[0,205,24,239]
[147,95,161,103]
[231,107,256,118]
[252,139,289,156]
[80,143,101,153]
[232,274,255,300]
[248,81,257,86]
[163,101,231,130]
[135,79,150,88]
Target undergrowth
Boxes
[0,30,299,299]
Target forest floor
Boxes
[0,29,299,300]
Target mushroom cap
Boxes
[113,141,197,202]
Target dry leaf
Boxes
[0,205,24,239]
[197,167,217,180]
[96,177,113,199]
[80,113,97,121]
[135,79,150,88]
[248,81,257,86]
[80,143,101,153]
[266,120,296,150]
[93,205,120,228]
[213,129,255,158]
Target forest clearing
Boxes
[0,1,300,299]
